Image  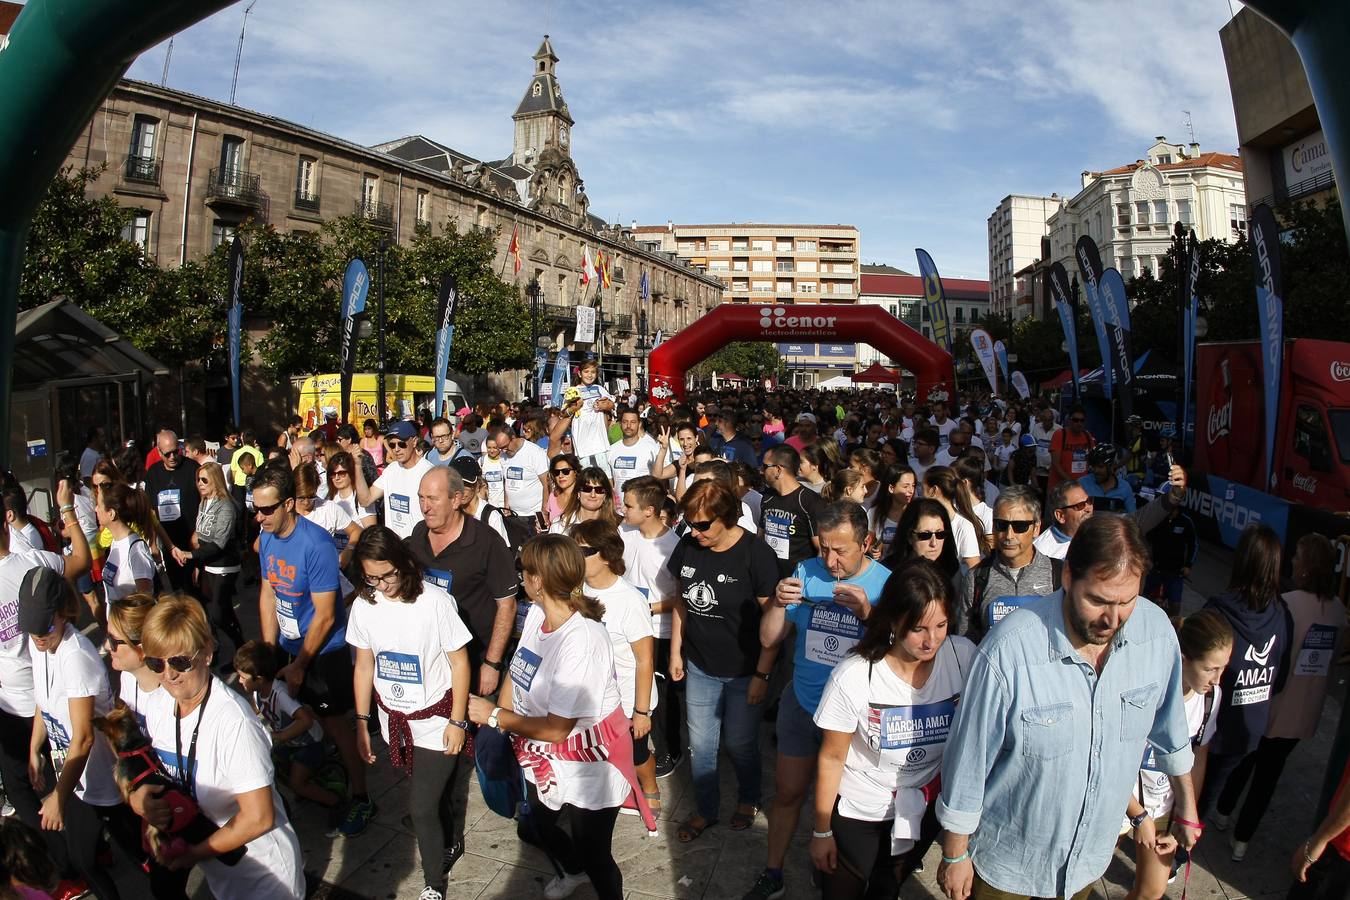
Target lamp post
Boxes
[376,237,387,423]
[527,276,542,400]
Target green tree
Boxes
[690,341,781,381]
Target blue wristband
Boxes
[942,851,969,865]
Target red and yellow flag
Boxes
[509,226,522,274]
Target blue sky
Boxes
[123,0,1241,279]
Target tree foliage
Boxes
[690,341,782,380]
[19,168,532,377]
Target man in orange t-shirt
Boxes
[1048,405,1096,492]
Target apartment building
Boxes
[987,194,1059,321]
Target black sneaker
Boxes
[741,869,785,900]
[442,840,464,876]
[655,752,682,779]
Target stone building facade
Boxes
[65,36,723,413]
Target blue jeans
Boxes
[684,660,762,822]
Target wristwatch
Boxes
[753,671,771,682]
[483,658,506,673]
[487,707,502,729]
[1129,810,1149,830]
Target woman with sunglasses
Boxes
[920,466,985,571]
[811,560,975,899]
[325,450,377,527]
[667,480,779,844]
[130,595,305,898]
[293,463,362,568]
[23,567,145,900]
[882,498,960,590]
[549,466,619,535]
[97,482,157,604]
[347,527,472,900]
[546,453,582,527]
[468,534,651,900]
[173,462,247,664]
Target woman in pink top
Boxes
[1215,533,1347,860]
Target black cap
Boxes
[451,457,481,485]
[19,566,65,635]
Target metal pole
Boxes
[376,237,387,423]
[1173,222,1187,460]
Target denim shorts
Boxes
[776,686,822,758]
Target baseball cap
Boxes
[385,420,418,440]
[796,412,817,424]
[451,457,481,485]
[1018,433,1037,448]
[19,567,66,635]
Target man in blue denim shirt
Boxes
[936,514,1201,900]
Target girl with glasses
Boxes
[347,527,472,900]
[546,453,582,528]
[131,596,305,898]
[550,466,618,535]
[175,462,247,665]
[324,450,377,528]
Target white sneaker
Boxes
[418,887,444,900]
[1231,840,1248,861]
[543,872,589,900]
[1211,812,1231,831]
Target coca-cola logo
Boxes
[1292,473,1318,494]
[1207,400,1232,445]
[1331,361,1350,383]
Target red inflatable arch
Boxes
[649,303,955,406]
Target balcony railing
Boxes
[123,155,160,185]
[294,190,321,213]
[356,199,394,227]
[206,167,264,207]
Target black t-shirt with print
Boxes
[759,486,825,578]
[667,530,780,678]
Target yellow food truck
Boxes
[293,373,469,429]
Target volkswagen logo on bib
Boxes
[906,748,926,764]
[823,635,840,653]
[391,684,404,700]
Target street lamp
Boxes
[527,277,542,400]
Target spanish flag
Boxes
[509,226,522,274]
[599,250,612,289]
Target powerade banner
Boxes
[1250,204,1284,492]
[533,346,548,401]
[549,347,569,408]
[1183,471,1290,550]
[1011,370,1030,399]
[1074,236,1113,399]
[1181,230,1200,454]
[432,273,459,419]
[1096,267,1135,423]
[1049,262,1081,397]
[226,236,244,427]
[970,328,998,393]
[994,340,1009,385]
[915,248,952,352]
[339,259,370,424]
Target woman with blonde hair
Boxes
[172,461,246,662]
[468,534,651,900]
[105,593,163,728]
[128,595,304,898]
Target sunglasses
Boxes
[295,494,317,503]
[552,467,574,476]
[254,500,284,516]
[143,652,200,674]
[387,438,410,449]
[161,447,181,458]
[913,529,947,541]
[993,518,1036,534]
[579,545,600,557]
[106,634,137,651]
[331,469,350,477]
[687,519,715,532]
[579,484,608,495]
[92,480,112,489]
[196,477,211,484]
[1058,497,1093,512]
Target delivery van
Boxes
[293,373,468,430]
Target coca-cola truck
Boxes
[1189,339,1350,550]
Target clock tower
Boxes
[512,36,574,168]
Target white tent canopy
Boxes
[816,375,854,390]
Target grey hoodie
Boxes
[962,548,1062,641]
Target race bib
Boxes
[871,696,958,756]
[1296,624,1339,677]
[375,651,425,708]
[763,517,791,560]
[614,456,636,471]
[157,488,182,523]
[513,599,530,638]
[483,469,503,483]
[506,467,524,482]
[275,595,302,641]
[986,594,1040,628]
[42,710,71,753]
[101,559,119,586]
[424,568,453,593]
[803,603,863,667]
[1070,450,1087,474]
[387,494,411,518]
[510,646,542,692]
[0,595,19,643]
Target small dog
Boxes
[95,704,245,866]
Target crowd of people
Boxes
[0,359,1346,900]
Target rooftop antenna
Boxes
[1183,110,1196,144]
[230,0,259,106]
[160,38,173,87]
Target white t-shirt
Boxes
[102,534,156,603]
[502,440,550,516]
[480,456,507,508]
[8,524,39,553]
[473,502,510,546]
[302,499,356,551]
[571,384,615,459]
[1032,527,1070,560]
[118,669,160,732]
[620,525,680,639]
[141,681,304,899]
[251,682,322,748]
[1132,687,1220,821]
[31,626,120,805]
[606,435,660,500]
[814,637,976,822]
[586,579,657,718]
[934,419,958,448]
[73,489,99,542]
[0,549,64,716]
[972,500,993,536]
[372,456,434,538]
[329,489,378,524]
[1031,422,1060,470]
[950,513,981,562]
[509,605,628,810]
[346,582,472,752]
